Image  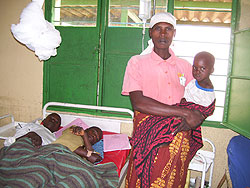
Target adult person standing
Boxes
[122,12,205,188]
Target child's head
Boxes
[85,126,103,145]
[42,113,61,133]
[192,51,215,82]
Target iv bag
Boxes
[139,0,151,20]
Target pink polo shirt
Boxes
[122,49,193,105]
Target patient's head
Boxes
[42,113,61,133]
[85,126,103,145]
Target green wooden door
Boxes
[98,0,151,109]
[44,0,148,111]
[99,27,150,109]
[43,0,102,106]
[43,27,99,105]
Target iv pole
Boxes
[139,0,156,51]
[139,0,151,51]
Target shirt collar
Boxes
[150,48,176,65]
[195,80,214,92]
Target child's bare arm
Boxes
[74,146,102,163]
[82,131,94,151]
[70,126,94,152]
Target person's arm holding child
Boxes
[129,91,205,131]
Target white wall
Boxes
[0,0,43,122]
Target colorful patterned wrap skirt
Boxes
[125,101,215,188]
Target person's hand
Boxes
[70,126,85,136]
[172,118,190,135]
[172,110,205,135]
[185,109,205,129]
[26,132,42,147]
[180,98,187,104]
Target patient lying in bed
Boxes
[0,137,119,187]
[53,126,104,164]
[4,113,61,147]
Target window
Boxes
[109,0,141,27]
[53,0,98,26]
[173,25,231,122]
[108,0,170,27]
[171,0,232,123]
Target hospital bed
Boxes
[0,102,217,188]
[0,102,134,187]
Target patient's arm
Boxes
[70,126,93,151]
[74,146,102,164]
[17,132,42,147]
